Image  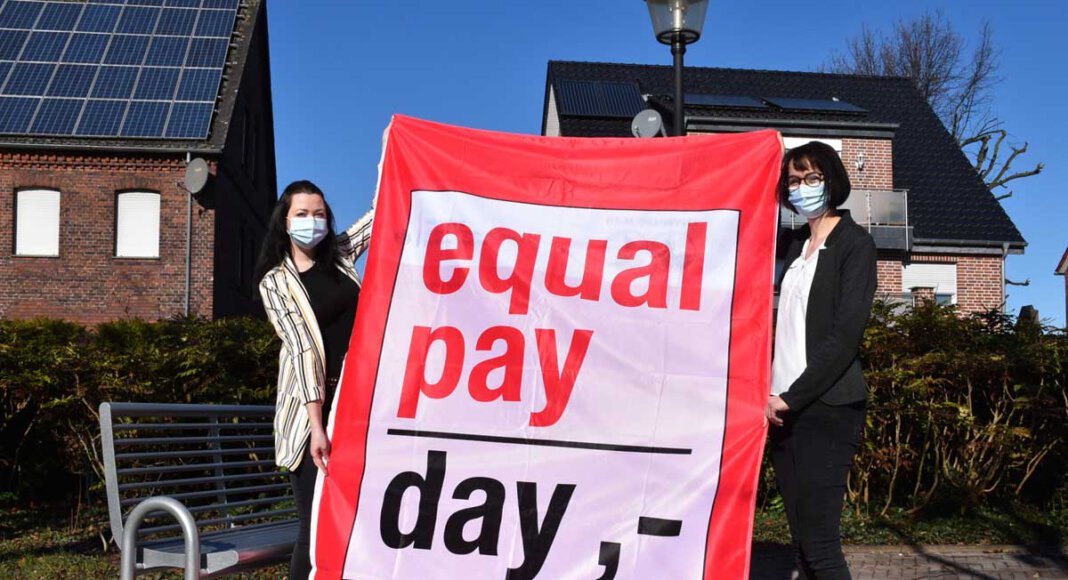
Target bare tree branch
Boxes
[823,11,1040,197]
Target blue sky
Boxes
[267,0,1068,327]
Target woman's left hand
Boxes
[765,396,790,427]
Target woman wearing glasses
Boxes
[767,141,877,579]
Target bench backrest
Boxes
[99,402,296,545]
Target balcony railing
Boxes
[780,189,911,250]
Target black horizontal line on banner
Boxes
[386,428,692,455]
[638,516,683,537]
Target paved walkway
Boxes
[750,544,1068,579]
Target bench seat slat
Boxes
[107,403,274,417]
[183,496,293,516]
[114,434,273,447]
[120,483,291,507]
[118,459,275,477]
[118,471,285,492]
[139,508,299,536]
[139,521,298,575]
[113,422,273,432]
[116,447,275,461]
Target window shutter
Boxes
[116,191,161,258]
[902,263,957,303]
[15,189,61,256]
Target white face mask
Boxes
[288,216,328,249]
[788,183,828,218]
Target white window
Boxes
[782,137,843,155]
[902,263,957,304]
[15,188,61,257]
[116,191,160,258]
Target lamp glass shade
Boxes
[646,0,708,44]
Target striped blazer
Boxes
[258,208,374,470]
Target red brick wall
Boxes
[0,151,215,323]
[876,254,903,298]
[842,138,893,190]
[956,255,1003,313]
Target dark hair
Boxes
[254,179,342,283]
[778,141,851,214]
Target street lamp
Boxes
[645,0,708,136]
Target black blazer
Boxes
[774,210,877,410]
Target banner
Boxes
[312,116,781,579]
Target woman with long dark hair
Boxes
[767,142,877,579]
[255,179,373,578]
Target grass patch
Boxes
[2,498,1064,577]
[0,499,287,579]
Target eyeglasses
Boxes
[786,172,825,191]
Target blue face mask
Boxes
[788,183,828,218]
[288,217,328,249]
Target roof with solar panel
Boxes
[544,60,1025,247]
[0,0,257,150]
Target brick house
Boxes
[1056,248,1068,327]
[0,0,276,323]
[541,61,1026,314]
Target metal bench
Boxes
[99,402,298,579]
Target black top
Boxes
[774,211,877,411]
[299,261,359,407]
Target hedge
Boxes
[1,304,1065,517]
[0,316,277,501]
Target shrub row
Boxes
[0,316,277,501]
[2,304,1065,514]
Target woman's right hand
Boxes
[309,425,331,475]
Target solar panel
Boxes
[77,99,126,135]
[156,8,195,35]
[684,93,768,110]
[5,62,53,95]
[122,100,168,136]
[105,35,150,65]
[0,2,43,29]
[92,66,138,98]
[47,64,96,97]
[0,29,28,59]
[146,36,188,66]
[116,7,160,35]
[556,80,644,119]
[77,5,121,33]
[763,97,868,114]
[0,0,237,140]
[0,95,36,132]
[37,3,80,30]
[23,31,68,61]
[30,97,82,134]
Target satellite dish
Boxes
[631,109,663,138]
[185,157,210,194]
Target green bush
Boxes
[2,306,1065,518]
[757,301,1068,517]
[0,316,278,502]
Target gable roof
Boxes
[0,0,265,155]
[1057,247,1068,276]
[545,60,1025,249]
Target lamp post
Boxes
[645,0,708,136]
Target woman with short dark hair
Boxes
[255,180,373,578]
[767,141,877,579]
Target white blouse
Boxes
[771,238,824,396]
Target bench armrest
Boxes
[120,496,200,580]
